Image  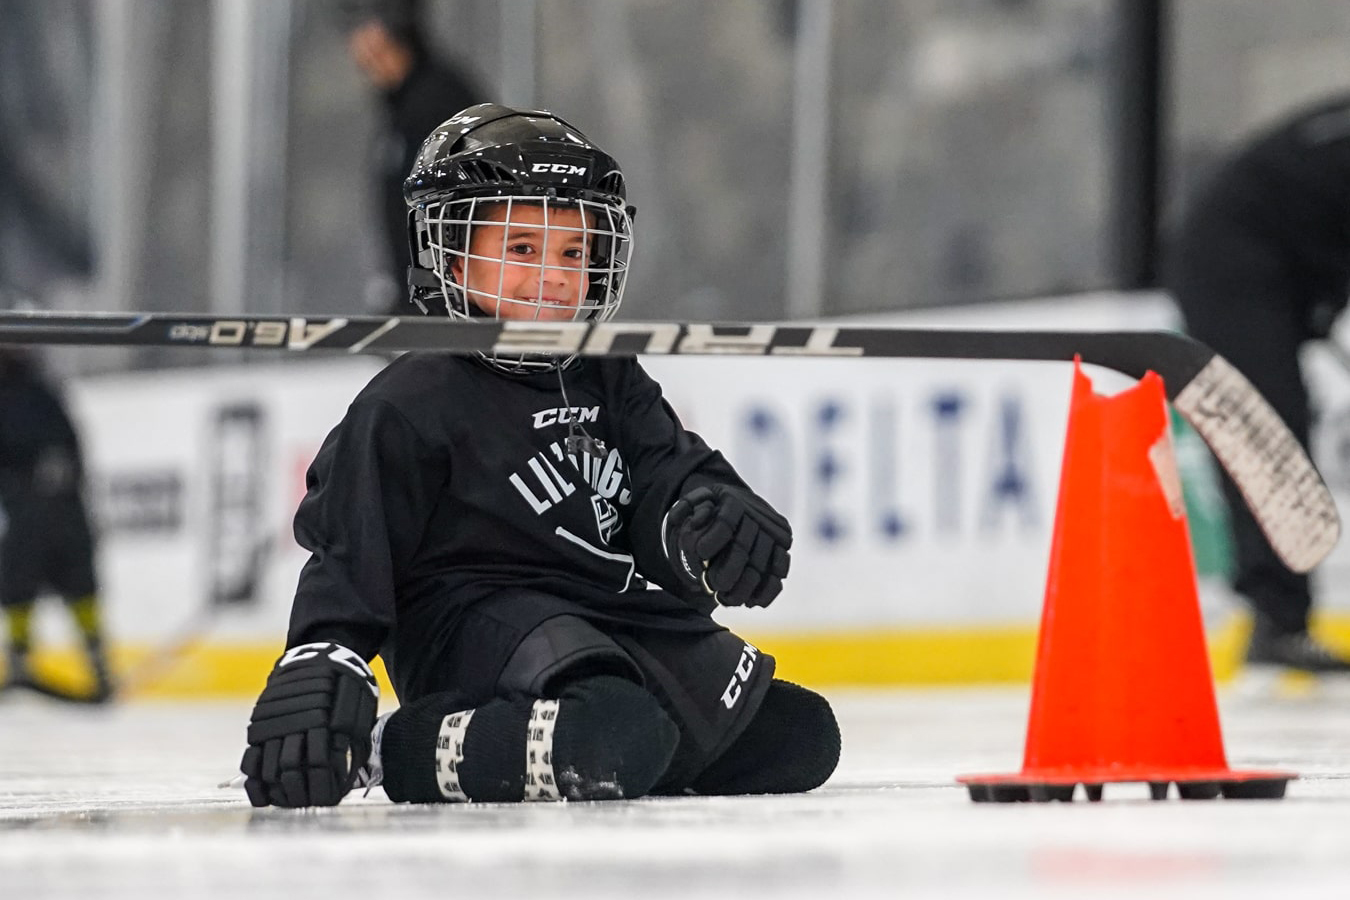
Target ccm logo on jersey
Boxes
[721,643,759,709]
[533,406,599,429]
[531,163,587,176]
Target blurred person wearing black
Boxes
[1166,94,1350,676]
[340,0,485,313]
[0,347,112,702]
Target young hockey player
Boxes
[239,104,840,807]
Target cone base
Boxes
[957,769,1294,802]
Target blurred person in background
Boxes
[339,0,486,314]
[0,343,112,703]
[1165,93,1350,677]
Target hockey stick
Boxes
[0,310,1338,573]
[113,604,221,699]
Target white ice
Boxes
[3,686,1349,900]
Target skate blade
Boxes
[0,676,110,705]
[1226,666,1350,702]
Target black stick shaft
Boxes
[0,313,1211,399]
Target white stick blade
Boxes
[1174,356,1340,573]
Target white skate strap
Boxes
[523,699,561,801]
[434,708,476,802]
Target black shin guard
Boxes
[689,679,840,795]
[380,675,679,803]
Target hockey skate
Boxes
[1,647,114,705]
[85,643,116,704]
[1231,617,1350,699]
[0,647,25,694]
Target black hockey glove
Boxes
[239,641,379,808]
[662,484,792,608]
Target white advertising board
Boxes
[67,358,384,644]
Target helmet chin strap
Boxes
[407,265,489,319]
[555,366,606,465]
[406,266,441,314]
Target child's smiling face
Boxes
[452,203,592,322]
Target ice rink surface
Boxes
[3,686,1350,900]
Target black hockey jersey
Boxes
[286,352,748,687]
[0,354,85,504]
[1185,95,1350,299]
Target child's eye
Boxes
[564,247,586,260]
[507,243,535,256]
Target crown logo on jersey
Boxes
[592,494,622,543]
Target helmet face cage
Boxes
[418,193,634,373]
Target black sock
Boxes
[380,675,679,803]
[550,675,678,800]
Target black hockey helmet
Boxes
[403,104,635,371]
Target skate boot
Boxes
[3,604,35,691]
[70,595,115,702]
[1234,616,1350,699]
[88,647,115,704]
[1245,618,1350,674]
[2,645,32,691]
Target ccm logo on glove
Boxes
[662,485,791,608]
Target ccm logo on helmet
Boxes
[531,163,587,176]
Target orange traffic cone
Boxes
[958,358,1293,802]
